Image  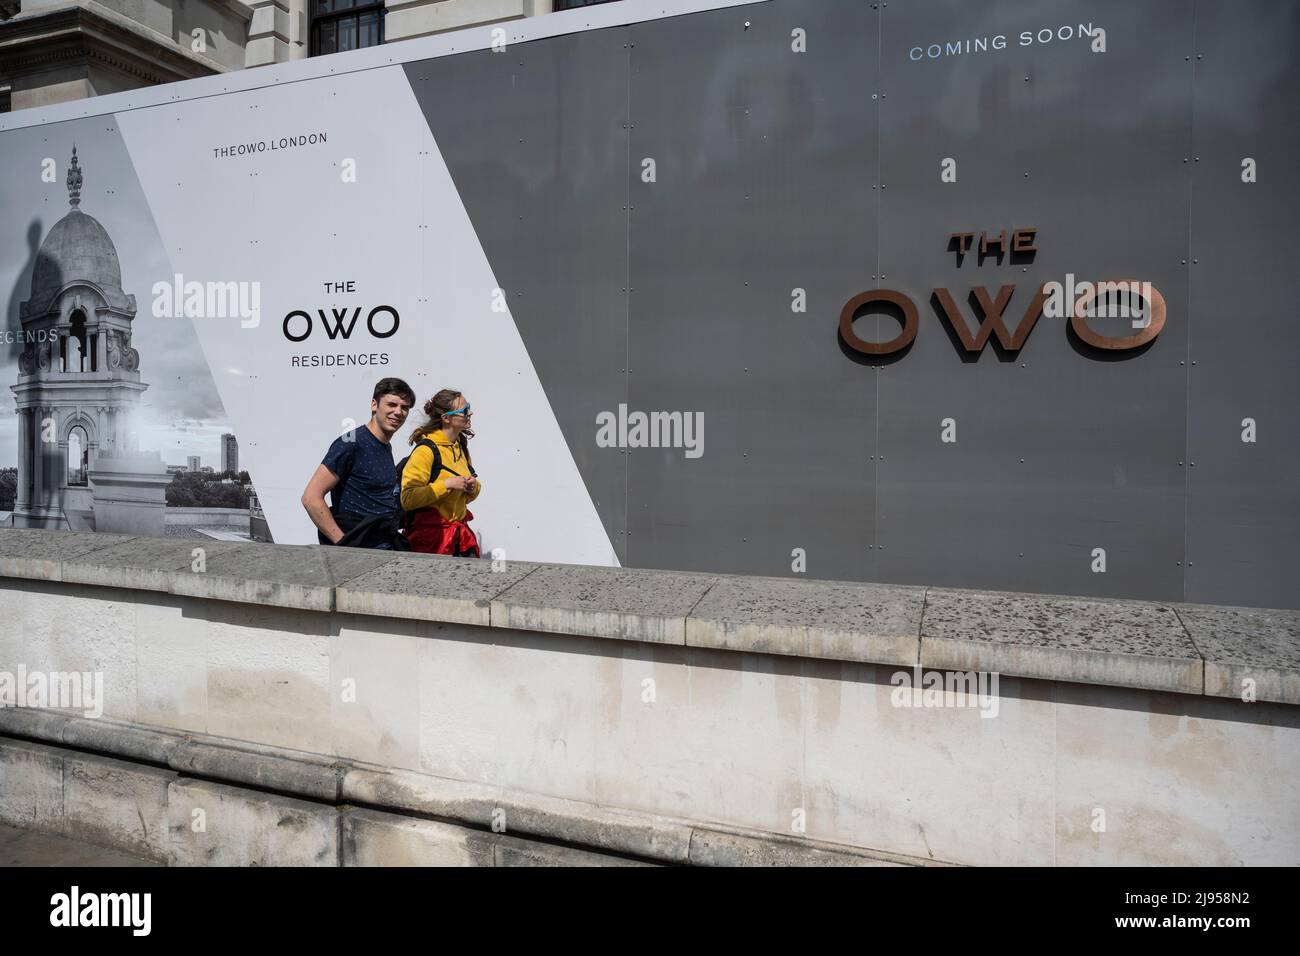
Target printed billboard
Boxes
[1,0,1296,609]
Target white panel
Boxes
[115,66,616,565]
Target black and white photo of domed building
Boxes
[10,146,169,534]
[1,137,262,541]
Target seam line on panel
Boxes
[873,1,883,577]
[623,31,632,568]
[1182,3,1198,606]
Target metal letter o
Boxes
[839,289,919,355]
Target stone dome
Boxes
[23,147,133,319]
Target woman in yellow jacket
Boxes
[400,389,482,556]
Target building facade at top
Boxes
[0,0,614,112]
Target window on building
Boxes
[0,87,11,114]
[68,426,89,487]
[310,0,384,57]
[553,0,622,9]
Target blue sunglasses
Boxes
[444,404,472,417]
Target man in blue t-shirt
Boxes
[301,377,415,548]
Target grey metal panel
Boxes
[397,0,1297,607]
[625,0,879,578]
[1184,0,1300,609]
[873,0,1192,601]
[404,31,631,562]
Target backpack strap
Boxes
[413,438,474,480]
[396,439,443,486]
[397,440,440,532]
[420,439,444,477]
[398,439,476,506]
[422,439,475,481]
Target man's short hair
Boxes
[373,377,416,408]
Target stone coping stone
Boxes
[335,552,543,627]
[492,832,656,867]
[171,738,346,802]
[0,529,136,582]
[686,574,924,666]
[61,536,246,593]
[688,825,938,867]
[2,529,1299,702]
[0,707,74,744]
[169,541,397,612]
[920,588,1203,695]
[489,563,718,645]
[1178,603,1300,706]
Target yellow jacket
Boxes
[400,430,481,521]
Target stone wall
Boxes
[0,1,246,111]
[164,507,251,530]
[0,732,652,865]
[0,528,1297,865]
[383,0,551,44]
